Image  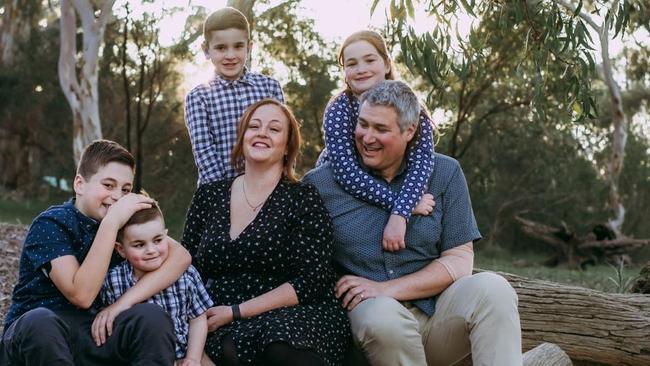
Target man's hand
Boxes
[103,193,154,228]
[412,193,435,216]
[382,214,407,252]
[335,275,390,311]
[91,300,132,346]
[206,305,234,332]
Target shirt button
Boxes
[388,270,394,274]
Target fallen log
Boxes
[514,215,650,268]
[489,270,650,365]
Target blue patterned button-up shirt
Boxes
[184,69,284,185]
[4,199,122,329]
[101,263,213,359]
[304,153,481,316]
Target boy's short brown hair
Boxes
[116,199,164,243]
[202,7,250,47]
[77,139,135,180]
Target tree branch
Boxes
[554,0,602,33]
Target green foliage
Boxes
[371,0,650,255]
[387,0,618,123]
[98,6,198,232]
[0,6,74,191]
[607,260,638,293]
[254,0,340,175]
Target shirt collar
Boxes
[65,198,99,228]
[359,154,408,184]
[213,67,257,87]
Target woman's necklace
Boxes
[241,178,268,212]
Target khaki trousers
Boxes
[348,272,522,366]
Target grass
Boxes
[0,194,67,225]
[475,246,642,293]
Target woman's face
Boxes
[343,40,391,95]
[243,104,289,167]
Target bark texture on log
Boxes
[456,342,572,366]
[522,342,572,366]
[494,270,650,365]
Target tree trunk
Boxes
[491,269,650,365]
[598,8,628,239]
[514,215,650,267]
[58,0,115,164]
[1,0,18,66]
[555,0,628,238]
[0,0,34,67]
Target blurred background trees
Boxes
[0,0,649,268]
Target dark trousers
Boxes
[1,303,175,366]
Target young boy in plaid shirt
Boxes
[185,7,284,185]
[99,201,213,366]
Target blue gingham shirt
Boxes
[184,69,284,185]
[101,263,213,359]
[304,153,481,316]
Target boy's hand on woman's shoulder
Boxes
[103,193,154,228]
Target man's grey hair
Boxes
[359,80,420,132]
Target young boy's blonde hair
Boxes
[201,7,250,50]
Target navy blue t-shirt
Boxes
[4,199,122,328]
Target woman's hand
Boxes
[206,305,234,332]
[412,193,435,216]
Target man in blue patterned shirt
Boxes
[185,7,284,185]
[304,81,522,366]
[99,201,213,365]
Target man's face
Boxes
[354,102,416,181]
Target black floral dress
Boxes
[181,177,350,365]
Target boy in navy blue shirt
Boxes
[185,7,284,185]
[1,140,191,366]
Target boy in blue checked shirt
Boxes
[98,201,213,366]
[185,7,284,185]
[1,139,190,366]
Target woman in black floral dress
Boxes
[181,99,349,366]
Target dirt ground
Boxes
[0,223,26,328]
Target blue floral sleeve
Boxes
[321,93,434,218]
